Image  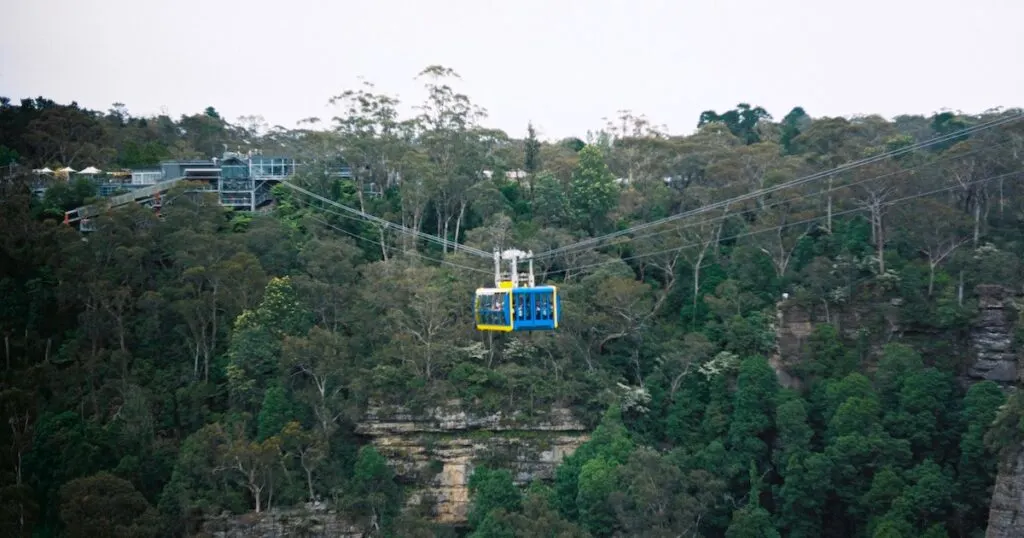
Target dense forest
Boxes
[2,66,1024,538]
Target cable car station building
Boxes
[64,152,352,229]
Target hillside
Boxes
[2,70,1024,538]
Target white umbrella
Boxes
[55,166,76,181]
[78,166,102,174]
[33,167,54,174]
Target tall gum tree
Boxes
[414,65,488,254]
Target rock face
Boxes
[771,301,813,390]
[200,505,363,538]
[356,402,590,524]
[773,285,1022,386]
[774,288,1024,536]
[987,443,1024,538]
[969,285,1021,383]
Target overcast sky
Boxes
[2,0,1022,141]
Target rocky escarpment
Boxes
[771,301,813,390]
[772,284,1023,386]
[771,286,1024,537]
[969,284,1021,383]
[987,442,1024,538]
[196,405,590,536]
[199,504,363,538]
[976,288,1024,537]
[356,402,590,524]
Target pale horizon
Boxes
[2,0,1022,141]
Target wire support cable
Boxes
[556,137,1021,254]
[281,181,493,258]
[543,168,1024,277]
[535,112,1024,260]
[301,210,493,276]
[290,194,493,273]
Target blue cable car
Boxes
[474,285,560,332]
[474,249,560,332]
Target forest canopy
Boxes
[2,67,1024,538]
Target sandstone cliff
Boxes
[987,441,1024,538]
[969,284,1021,384]
[198,404,589,535]
[981,284,1024,537]
[356,402,590,524]
[772,284,1022,387]
[200,504,363,538]
[771,301,813,390]
[772,286,1024,536]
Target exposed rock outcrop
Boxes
[771,301,813,389]
[356,402,589,524]
[987,442,1024,538]
[969,285,1020,383]
[200,505,363,538]
[773,284,1022,386]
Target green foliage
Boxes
[341,445,402,531]
[725,502,781,538]
[780,106,810,154]
[58,472,161,538]
[567,145,618,234]
[524,122,541,175]
[725,356,779,487]
[256,384,295,441]
[467,467,522,529]
[1,88,1021,538]
[553,407,633,522]
[698,103,773,144]
[575,456,619,536]
[958,381,1006,530]
[799,323,857,380]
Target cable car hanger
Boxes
[281,183,560,331]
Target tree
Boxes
[168,235,263,382]
[850,162,900,274]
[225,277,312,414]
[780,107,811,154]
[345,445,400,533]
[24,104,112,167]
[468,467,523,529]
[610,447,724,537]
[567,145,618,235]
[955,381,1005,532]
[415,65,489,253]
[329,80,404,213]
[698,103,773,145]
[0,388,38,537]
[281,421,327,502]
[554,407,633,521]
[59,472,160,538]
[214,420,283,513]
[524,122,541,174]
[893,197,971,295]
[282,326,356,440]
[726,357,779,489]
[256,384,294,441]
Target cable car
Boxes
[475,249,560,332]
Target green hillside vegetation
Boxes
[2,68,1024,537]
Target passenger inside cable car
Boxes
[475,290,512,330]
[474,285,559,332]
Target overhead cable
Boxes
[281,181,493,258]
[535,112,1023,260]
[544,168,1023,276]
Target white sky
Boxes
[2,0,1022,141]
